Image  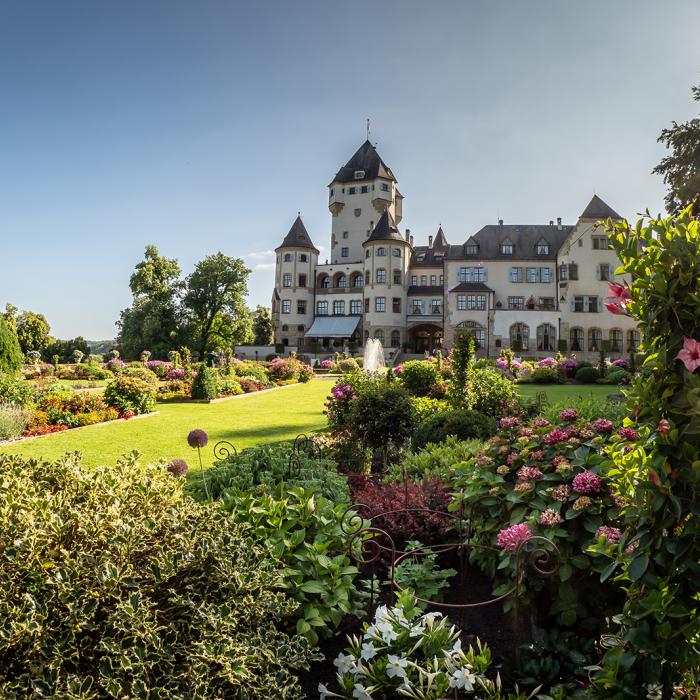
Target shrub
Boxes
[399,360,441,397]
[607,368,632,385]
[575,366,600,383]
[391,436,482,482]
[413,408,495,450]
[0,372,34,407]
[531,366,562,384]
[232,360,271,383]
[467,367,519,416]
[217,377,243,397]
[123,365,160,389]
[393,541,457,604]
[411,395,448,421]
[0,321,21,375]
[145,359,172,378]
[0,403,30,439]
[238,376,266,393]
[36,389,113,428]
[190,362,217,400]
[297,362,313,382]
[0,453,313,697]
[104,375,157,415]
[337,357,359,373]
[268,358,298,382]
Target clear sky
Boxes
[1,0,698,340]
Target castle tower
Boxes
[271,215,319,349]
[327,140,403,264]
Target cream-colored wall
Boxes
[273,247,317,346]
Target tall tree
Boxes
[116,245,184,359]
[2,304,17,334]
[16,311,51,356]
[183,253,251,356]
[252,305,274,345]
[0,319,22,374]
[654,82,700,215]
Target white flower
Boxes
[408,622,425,637]
[352,683,374,700]
[422,611,442,624]
[448,666,476,690]
[360,641,378,661]
[376,619,398,644]
[386,654,409,680]
[334,652,357,675]
[451,638,462,654]
[318,683,341,699]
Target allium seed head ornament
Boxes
[187,429,209,448]
[167,459,189,477]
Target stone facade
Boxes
[271,141,639,360]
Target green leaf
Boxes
[628,554,649,581]
[299,580,327,594]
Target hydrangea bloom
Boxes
[499,416,521,429]
[611,358,629,369]
[537,357,558,367]
[514,481,534,492]
[555,460,573,476]
[166,368,185,380]
[618,427,638,441]
[531,417,551,428]
[531,449,545,461]
[543,428,568,444]
[594,418,615,434]
[595,526,621,543]
[572,470,602,494]
[496,465,510,475]
[539,509,563,526]
[573,496,593,511]
[497,523,533,551]
[187,429,209,448]
[551,484,571,502]
[558,408,578,422]
[517,466,543,481]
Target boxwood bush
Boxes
[0,321,21,375]
[399,360,440,397]
[0,454,314,698]
[190,362,217,400]
[413,408,495,450]
[575,366,600,384]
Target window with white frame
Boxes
[333,300,345,315]
[316,300,328,315]
[541,268,553,283]
[377,247,387,256]
[282,273,292,287]
[375,297,386,312]
[510,267,523,283]
[411,300,424,314]
[350,299,362,315]
[458,266,486,282]
[431,299,441,314]
[281,300,291,314]
[376,268,386,283]
[508,296,524,310]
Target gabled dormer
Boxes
[499,237,514,256]
[535,237,551,256]
[464,236,479,256]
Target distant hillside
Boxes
[87,340,115,355]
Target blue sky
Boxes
[1,0,698,339]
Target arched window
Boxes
[588,328,602,352]
[374,329,385,343]
[458,321,485,349]
[377,247,387,257]
[283,253,293,262]
[570,327,583,352]
[390,330,401,347]
[351,273,363,288]
[609,329,622,353]
[509,323,529,352]
[627,329,640,351]
[537,323,556,351]
[392,247,401,257]
[335,274,347,289]
[318,274,330,289]
[376,268,386,284]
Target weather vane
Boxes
[366,117,371,140]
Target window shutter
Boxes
[595,267,601,281]
[570,300,575,312]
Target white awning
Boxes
[305,316,361,338]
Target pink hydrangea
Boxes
[514,481,534,493]
[594,418,615,434]
[558,408,578,422]
[531,450,545,461]
[537,357,558,367]
[573,496,593,511]
[517,466,543,481]
[539,509,563,526]
[572,470,602,494]
[618,427,638,441]
[543,428,569,445]
[506,451,518,465]
[551,485,571,502]
[531,417,551,428]
[499,416,521,429]
[497,523,533,551]
[595,526,621,543]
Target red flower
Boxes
[608,281,632,302]
[605,302,625,315]
[675,337,700,373]
[657,418,670,437]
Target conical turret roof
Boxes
[331,140,396,184]
[275,215,318,252]
[580,195,621,220]
[364,210,405,244]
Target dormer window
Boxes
[354,170,365,179]
[536,239,550,255]
[501,241,514,255]
[465,238,479,255]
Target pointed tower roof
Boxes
[433,226,449,249]
[275,215,319,253]
[580,195,622,220]
[331,140,396,184]
[364,210,405,244]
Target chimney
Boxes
[557,217,562,230]
[405,228,411,242]
[428,235,433,247]
[549,220,554,226]
[498,219,503,226]
[409,235,414,246]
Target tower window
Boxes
[375,297,386,312]
[377,247,387,256]
[281,300,291,314]
[341,247,349,258]
[299,254,308,262]
[380,183,390,192]
[282,273,292,287]
[283,253,293,262]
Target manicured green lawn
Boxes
[517,383,619,403]
[0,380,334,468]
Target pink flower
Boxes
[618,427,638,441]
[507,451,518,465]
[605,302,625,315]
[657,418,670,437]
[593,418,614,434]
[608,282,632,302]
[543,428,568,445]
[551,485,571,502]
[558,408,578,422]
[518,466,543,481]
[497,523,533,552]
[531,450,545,461]
[675,337,700,373]
[531,417,551,428]
[539,509,563,526]
[572,470,602,494]
[514,481,534,493]
[595,526,621,543]
[499,416,521,429]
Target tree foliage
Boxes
[15,311,51,356]
[0,320,22,375]
[252,305,274,345]
[653,82,700,215]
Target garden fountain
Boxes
[363,338,386,373]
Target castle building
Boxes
[271,140,639,359]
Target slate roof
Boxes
[433,226,449,249]
[332,140,396,184]
[407,285,444,296]
[446,224,572,261]
[580,195,622,220]
[365,210,405,243]
[449,282,494,293]
[276,215,319,253]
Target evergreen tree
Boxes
[252,306,273,345]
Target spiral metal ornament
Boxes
[516,535,561,578]
[213,440,237,461]
[339,503,370,537]
[348,526,396,567]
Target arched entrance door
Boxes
[409,324,443,353]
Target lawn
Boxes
[0,380,622,468]
[0,380,334,468]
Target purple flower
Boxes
[166,368,185,380]
[517,466,543,481]
[499,416,521,429]
[167,459,189,477]
[558,408,578,422]
[497,523,533,552]
[537,357,558,367]
[594,418,615,434]
[618,427,638,441]
[572,470,602,494]
[187,429,209,448]
[595,526,621,543]
[531,417,551,428]
[612,358,628,369]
